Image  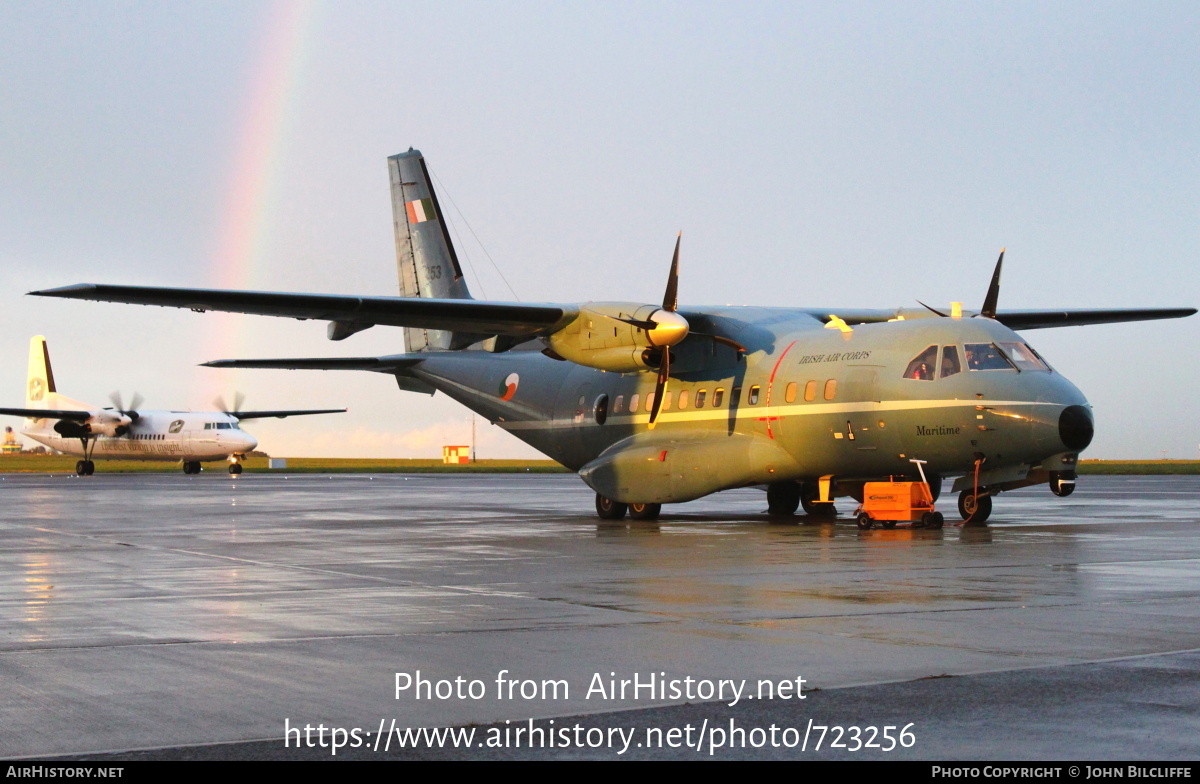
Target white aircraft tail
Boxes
[388,149,479,351]
[25,336,90,414]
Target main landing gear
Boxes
[595,494,661,521]
[182,461,202,475]
[75,460,95,476]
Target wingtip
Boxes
[28,284,97,297]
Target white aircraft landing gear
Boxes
[182,461,202,475]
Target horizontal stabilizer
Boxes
[231,408,347,420]
[0,407,91,421]
[995,308,1197,330]
[202,356,424,371]
[31,285,575,339]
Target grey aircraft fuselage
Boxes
[402,306,1085,506]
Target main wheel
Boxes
[75,460,87,476]
[766,482,801,516]
[800,483,837,517]
[85,460,95,475]
[628,502,662,521]
[958,490,992,523]
[595,494,628,520]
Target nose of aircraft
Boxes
[1059,405,1094,451]
[233,431,258,453]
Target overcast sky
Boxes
[2,1,1197,460]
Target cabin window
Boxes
[904,345,938,380]
[614,395,625,413]
[644,392,655,413]
[784,382,798,403]
[695,389,707,408]
[713,388,725,407]
[940,345,962,378]
[965,343,1016,371]
[677,390,689,410]
[593,394,609,425]
[804,380,817,401]
[748,385,760,405]
[998,341,1049,371]
[824,379,837,400]
[629,393,640,412]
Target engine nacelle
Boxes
[547,302,689,373]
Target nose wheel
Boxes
[958,489,992,523]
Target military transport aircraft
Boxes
[30,149,1195,520]
[1,336,345,475]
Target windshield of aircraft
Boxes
[905,341,1050,378]
[203,422,236,430]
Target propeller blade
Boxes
[648,348,670,426]
[129,392,144,411]
[980,248,1005,319]
[917,300,950,318]
[663,232,680,312]
[690,331,748,353]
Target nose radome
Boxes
[1059,405,1094,451]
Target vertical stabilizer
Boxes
[389,149,476,351]
[26,336,56,408]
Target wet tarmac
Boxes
[1,472,1198,760]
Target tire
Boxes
[928,512,945,530]
[628,502,662,521]
[800,483,837,517]
[229,464,243,475]
[766,482,801,516]
[595,494,628,520]
[882,520,897,529]
[958,490,992,523]
[76,460,87,476]
[856,512,873,530]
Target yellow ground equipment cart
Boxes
[855,459,945,530]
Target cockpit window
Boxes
[998,341,1050,371]
[964,343,1016,371]
[940,345,961,378]
[904,345,938,380]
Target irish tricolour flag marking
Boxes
[405,198,435,224]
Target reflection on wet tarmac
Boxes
[0,473,1198,758]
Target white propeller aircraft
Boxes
[1,336,345,475]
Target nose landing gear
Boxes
[957,488,992,523]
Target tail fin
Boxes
[389,149,477,351]
[26,336,56,408]
[25,336,90,414]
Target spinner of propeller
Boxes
[108,391,143,436]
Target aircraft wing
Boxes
[0,407,91,421]
[995,308,1197,330]
[232,408,348,420]
[30,284,576,337]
